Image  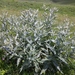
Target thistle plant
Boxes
[0,6,75,75]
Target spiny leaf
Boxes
[17,58,21,66]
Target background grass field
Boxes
[0,0,75,22]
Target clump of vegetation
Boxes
[0,6,75,75]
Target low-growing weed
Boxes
[0,6,75,75]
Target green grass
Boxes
[0,0,75,19]
[2,0,75,23]
[19,0,75,5]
